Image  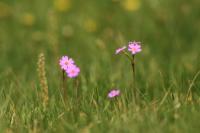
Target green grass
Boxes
[0,0,200,132]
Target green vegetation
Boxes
[0,0,200,132]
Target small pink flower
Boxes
[66,65,80,78]
[115,46,127,54]
[59,56,74,70]
[128,41,142,55]
[108,89,120,98]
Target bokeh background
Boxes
[0,0,200,132]
[1,0,199,91]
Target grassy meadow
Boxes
[0,0,200,132]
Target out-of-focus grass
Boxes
[0,0,200,132]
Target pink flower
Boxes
[108,89,120,98]
[66,65,80,78]
[128,41,142,55]
[115,46,127,54]
[59,56,74,70]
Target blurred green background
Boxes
[0,0,200,132]
[1,0,199,72]
[1,0,199,94]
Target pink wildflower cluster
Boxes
[115,41,142,55]
[59,56,80,78]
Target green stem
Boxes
[74,77,80,104]
[123,51,132,61]
[131,55,137,105]
[62,70,67,102]
[74,77,81,109]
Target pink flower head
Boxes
[108,89,120,98]
[128,41,142,55]
[115,46,127,54]
[59,56,74,70]
[66,65,80,78]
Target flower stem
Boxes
[74,77,80,102]
[62,70,67,101]
[131,55,137,105]
[73,77,80,111]
[123,51,132,61]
